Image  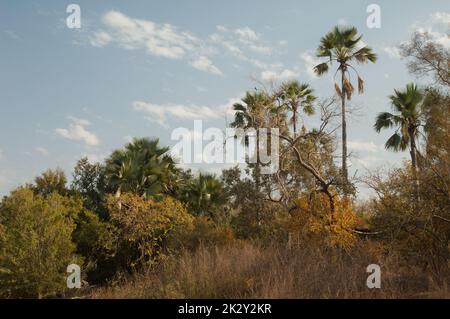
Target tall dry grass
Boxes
[90,242,449,299]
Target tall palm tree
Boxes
[314,26,377,187]
[278,81,316,137]
[374,83,423,184]
[105,138,176,200]
[230,91,272,189]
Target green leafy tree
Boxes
[71,157,108,218]
[314,26,377,186]
[33,169,68,197]
[0,188,80,298]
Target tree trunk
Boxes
[292,105,297,138]
[115,185,122,210]
[255,130,262,224]
[409,129,420,201]
[341,68,349,190]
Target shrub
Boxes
[107,194,193,269]
[168,216,235,251]
[0,188,80,298]
[288,193,358,250]
[72,210,117,283]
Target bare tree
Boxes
[400,31,450,88]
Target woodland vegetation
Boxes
[0,26,448,298]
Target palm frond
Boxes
[334,83,343,97]
[374,112,395,132]
[358,76,365,94]
[314,62,329,75]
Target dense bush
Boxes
[168,216,235,251]
[107,193,193,270]
[0,188,80,298]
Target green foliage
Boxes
[105,138,177,199]
[374,83,423,152]
[33,169,68,197]
[181,173,227,218]
[278,81,316,135]
[0,188,80,298]
[71,158,108,218]
[72,210,117,283]
[2,23,450,297]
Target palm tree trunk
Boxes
[409,130,419,201]
[341,68,349,189]
[255,129,261,191]
[115,185,122,209]
[292,106,297,138]
[255,130,262,224]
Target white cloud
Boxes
[431,12,450,25]
[260,69,299,82]
[89,31,112,47]
[0,149,3,160]
[409,13,450,49]
[35,147,49,156]
[100,10,193,59]
[190,56,223,75]
[67,116,91,126]
[55,117,99,146]
[416,27,450,49]
[216,25,228,32]
[235,27,260,43]
[382,46,402,59]
[348,141,379,153]
[133,101,221,126]
[133,95,242,126]
[91,10,222,75]
[211,25,273,61]
[248,44,273,55]
[81,153,107,164]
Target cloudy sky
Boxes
[0,0,449,197]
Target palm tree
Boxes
[230,91,272,189]
[230,91,270,132]
[105,138,176,200]
[314,26,377,187]
[185,173,225,217]
[374,83,423,185]
[278,81,316,137]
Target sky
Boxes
[0,0,449,197]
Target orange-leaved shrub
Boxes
[288,192,358,250]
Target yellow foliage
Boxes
[107,193,193,266]
[288,193,358,250]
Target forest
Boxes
[0,26,449,299]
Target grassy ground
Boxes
[87,242,449,299]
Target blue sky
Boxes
[0,0,449,197]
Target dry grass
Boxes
[90,242,449,299]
